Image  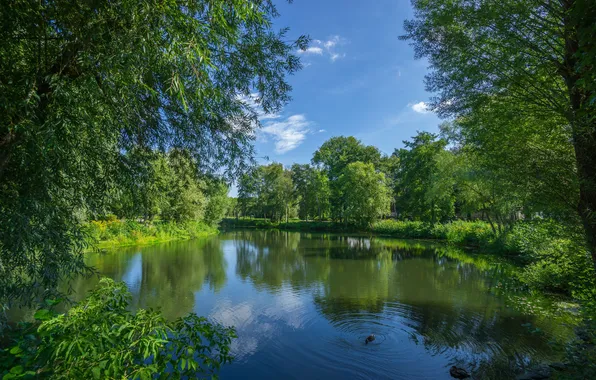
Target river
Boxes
[66,230,573,379]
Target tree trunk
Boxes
[571,123,596,270]
[562,1,596,271]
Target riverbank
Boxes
[221,218,595,297]
[222,218,497,247]
[85,219,218,249]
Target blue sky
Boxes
[251,0,442,167]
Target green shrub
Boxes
[84,219,217,249]
[438,220,495,246]
[370,220,432,238]
[502,220,596,295]
[1,278,235,379]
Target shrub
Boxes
[0,278,236,379]
[370,220,432,238]
[84,219,217,249]
[502,220,596,295]
[437,220,495,246]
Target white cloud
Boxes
[238,93,315,154]
[297,46,323,55]
[298,35,347,63]
[261,114,312,154]
[330,53,346,62]
[318,129,326,133]
[410,101,431,114]
[239,93,280,121]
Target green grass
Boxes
[84,219,218,249]
[221,218,496,246]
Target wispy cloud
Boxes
[239,94,314,154]
[261,114,312,154]
[239,93,281,120]
[297,35,347,62]
[298,46,323,55]
[410,101,431,114]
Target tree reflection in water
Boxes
[72,230,574,378]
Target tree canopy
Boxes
[0,0,307,306]
[401,0,596,268]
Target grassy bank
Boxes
[221,218,495,246]
[85,219,218,249]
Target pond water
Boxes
[69,230,572,379]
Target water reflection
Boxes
[68,230,572,379]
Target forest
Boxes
[1,0,596,379]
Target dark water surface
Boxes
[69,230,572,379]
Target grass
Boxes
[84,219,218,249]
[221,218,496,247]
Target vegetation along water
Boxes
[1,0,596,379]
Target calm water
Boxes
[68,230,572,379]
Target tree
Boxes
[261,163,296,222]
[312,137,382,221]
[291,164,331,220]
[402,0,596,268]
[440,103,579,230]
[393,132,452,224]
[203,179,230,227]
[0,0,307,304]
[237,163,297,222]
[161,150,206,223]
[338,162,390,227]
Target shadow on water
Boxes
[13,229,576,379]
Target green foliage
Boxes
[291,164,330,220]
[338,162,390,227]
[0,0,306,306]
[371,219,495,246]
[502,221,596,295]
[237,163,297,222]
[204,181,231,227]
[85,219,217,249]
[312,136,382,221]
[393,131,452,223]
[1,278,235,379]
[402,0,596,268]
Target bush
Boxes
[370,219,495,246]
[370,220,432,238]
[501,220,596,295]
[84,219,217,249]
[435,220,495,246]
[0,278,236,379]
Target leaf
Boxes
[45,298,63,306]
[34,309,53,321]
[10,365,23,375]
[92,366,101,379]
[9,346,23,355]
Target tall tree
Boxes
[393,132,451,223]
[0,0,307,305]
[291,164,330,220]
[402,0,596,268]
[312,136,382,221]
[338,162,390,227]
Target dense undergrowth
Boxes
[85,217,218,249]
[0,279,235,379]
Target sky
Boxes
[232,0,443,194]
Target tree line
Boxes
[100,148,230,226]
[236,123,577,235]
